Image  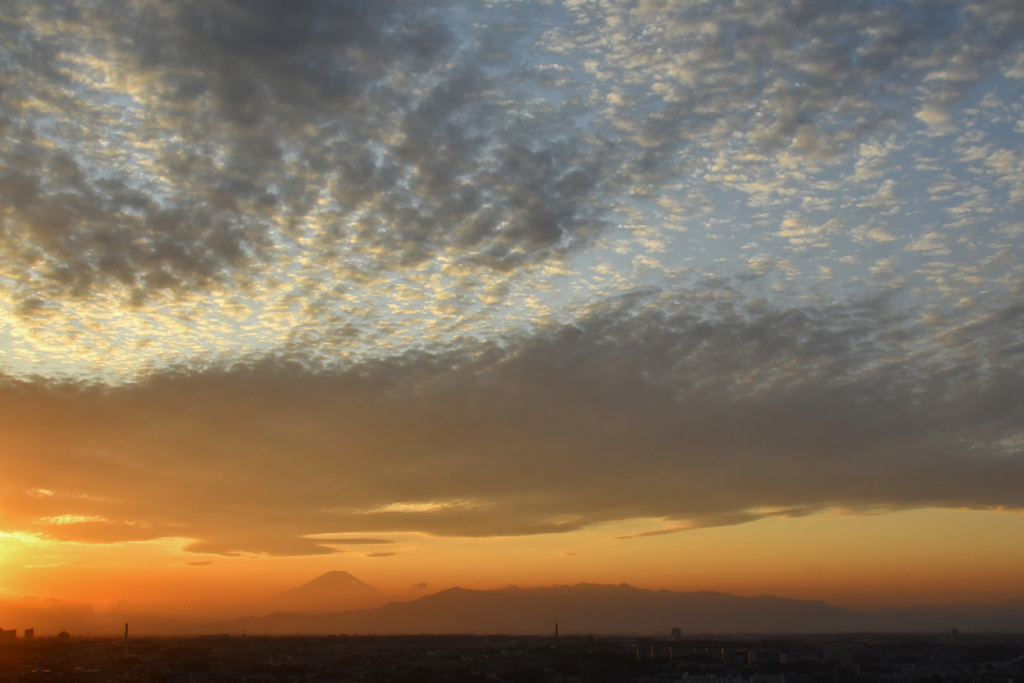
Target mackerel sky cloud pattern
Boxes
[0,0,1022,555]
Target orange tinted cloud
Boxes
[1,0,1023,613]
[1,291,1023,558]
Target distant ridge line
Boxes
[212,580,1024,636]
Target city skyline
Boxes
[1,0,1023,617]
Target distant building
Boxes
[56,631,70,642]
[24,628,34,640]
[582,652,629,683]
[0,629,16,644]
[751,675,786,683]
[671,627,682,641]
[748,650,781,664]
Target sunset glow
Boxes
[1,0,1023,633]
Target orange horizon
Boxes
[3,0,1024,644]
[4,507,1024,620]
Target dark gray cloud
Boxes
[0,0,613,311]
[5,0,1021,317]
[1,286,1020,555]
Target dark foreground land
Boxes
[2,632,1023,683]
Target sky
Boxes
[1,0,1024,620]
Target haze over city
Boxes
[2,0,1024,632]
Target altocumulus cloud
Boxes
[3,0,1022,316]
[1,288,1022,555]
[0,0,1023,555]
[0,0,611,314]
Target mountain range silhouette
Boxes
[6,572,1023,636]
[218,573,1024,635]
[250,570,386,615]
